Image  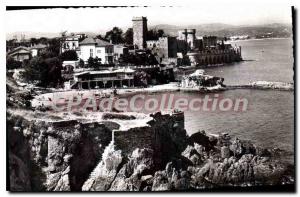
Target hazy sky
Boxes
[6,6,292,34]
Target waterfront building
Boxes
[202,36,218,49]
[69,67,135,89]
[138,17,242,66]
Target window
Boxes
[90,49,93,57]
[97,50,101,54]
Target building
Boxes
[146,36,178,64]
[7,43,48,62]
[62,60,80,70]
[178,29,197,49]
[78,37,114,64]
[61,35,80,53]
[31,44,47,57]
[70,67,135,89]
[7,46,32,61]
[113,45,129,60]
[132,17,148,49]
[186,46,242,66]
[202,36,217,48]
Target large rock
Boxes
[82,142,123,191]
[109,148,154,191]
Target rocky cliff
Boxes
[7,109,189,191]
[6,77,294,192]
[7,109,294,191]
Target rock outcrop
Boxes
[7,108,294,192]
[180,69,225,89]
[7,81,294,192]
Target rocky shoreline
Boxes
[7,76,294,192]
[31,80,293,109]
[7,108,294,191]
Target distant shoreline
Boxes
[229,37,292,42]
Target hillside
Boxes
[150,23,292,38]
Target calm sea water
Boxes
[130,38,295,164]
[206,38,294,85]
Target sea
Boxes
[132,38,295,164]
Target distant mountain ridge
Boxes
[151,23,292,38]
[6,23,292,40]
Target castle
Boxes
[132,16,242,66]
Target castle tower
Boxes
[177,29,196,50]
[186,29,196,49]
[132,17,147,49]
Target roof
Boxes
[79,37,96,45]
[7,46,31,56]
[80,37,113,47]
[74,68,135,76]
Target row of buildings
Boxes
[132,16,242,66]
[59,16,242,69]
[7,44,47,62]
[61,34,128,66]
[7,16,242,90]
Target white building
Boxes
[113,45,128,60]
[68,67,135,89]
[61,35,80,53]
[78,37,114,64]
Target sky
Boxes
[5,6,292,37]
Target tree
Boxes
[37,37,48,45]
[6,56,22,70]
[181,55,191,66]
[60,50,78,61]
[105,27,124,44]
[79,59,85,68]
[47,38,60,57]
[157,29,164,37]
[87,57,94,67]
[30,38,38,45]
[95,34,107,41]
[123,28,133,45]
[87,57,102,70]
[120,50,158,65]
[22,56,62,87]
[147,29,165,40]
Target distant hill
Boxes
[6,23,292,40]
[6,31,100,40]
[150,23,292,38]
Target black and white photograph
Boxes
[4,2,296,192]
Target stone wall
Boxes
[114,112,187,169]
